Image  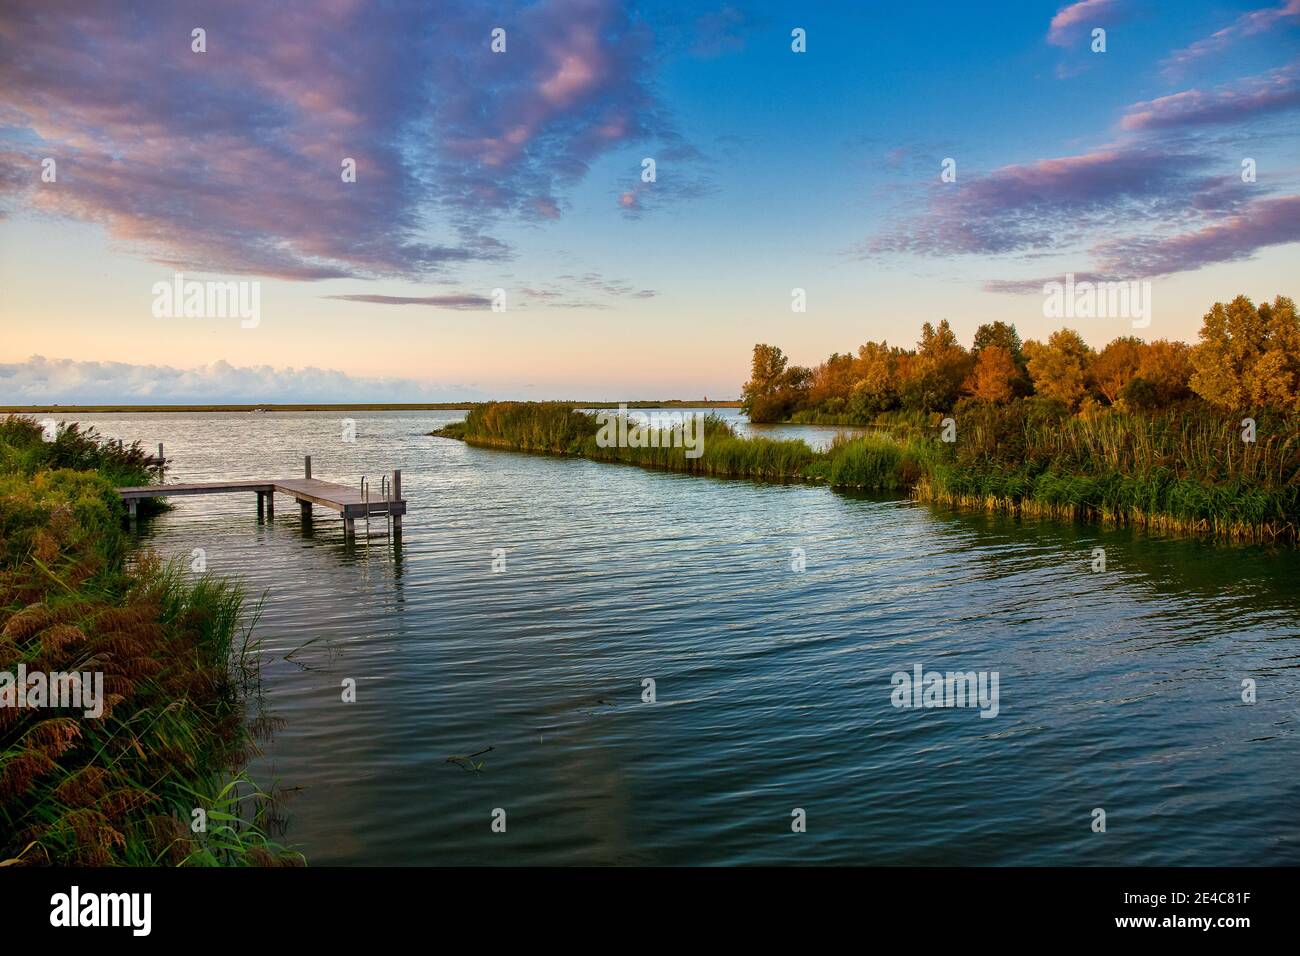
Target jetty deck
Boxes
[116,456,404,537]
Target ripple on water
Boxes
[69,411,1300,865]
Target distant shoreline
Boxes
[0,400,743,413]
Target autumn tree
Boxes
[1247,296,1300,412]
[1190,295,1300,412]
[741,343,812,422]
[898,319,971,411]
[964,345,1020,403]
[1024,328,1093,410]
[971,321,1030,397]
[846,341,902,416]
[1121,339,1193,408]
[1090,336,1144,405]
[972,321,1027,364]
[807,352,858,411]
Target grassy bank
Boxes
[0,416,298,865]
[432,402,1299,542]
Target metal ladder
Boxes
[359,475,393,539]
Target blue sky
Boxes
[1,0,1297,402]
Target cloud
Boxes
[1120,61,1300,130]
[1047,0,1126,47]
[323,293,491,308]
[0,0,688,281]
[982,273,1119,296]
[1163,1,1300,75]
[863,145,1224,259]
[614,171,713,218]
[0,355,481,404]
[515,272,657,307]
[1092,194,1300,276]
[982,195,1300,289]
[423,0,697,227]
[556,273,657,297]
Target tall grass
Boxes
[0,416,300,865]
[911,402,1299,539]
[436,401,1299,542]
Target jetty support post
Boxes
[392,469,402,533]
[344,516,355,539]
[157,443,165,479]
[256,491,265,520]
[266,489,274,519]
[127,498,138,523]
[300,456,312,523]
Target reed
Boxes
[437,402,1299,542]
[0,415,300,866]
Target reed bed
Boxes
[435,402,1299,542]
[0,415,299,865]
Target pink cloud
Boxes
[1162,1,1300,75]
[1121,61,1300,129]
[1093,194,1300,276]
[0,0,687,280]
[1047,0,1125,47]
[865,145,1214,258]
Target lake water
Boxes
[71,410,1300,865]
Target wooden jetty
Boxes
[116,456,404,538]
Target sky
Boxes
[1,0,1298,403]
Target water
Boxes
[72,410,1300,865]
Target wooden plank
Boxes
[117,481,272,499]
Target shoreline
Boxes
[0,400,743,414]
[432,403,1299,545]
[0,416,299,865]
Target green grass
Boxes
[0,415,300,866]
[435,401,1300,542]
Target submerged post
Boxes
[157,442,165,479]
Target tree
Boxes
[1245,296,1300,412]
[1024,329,1093,410]
[1090,337,1144,405]
[743,345,787,402]
[899,319,971,411]
[1188,295,1300,412]
[807,352,857,408]
[742,343,814,421]
[972,321,1030,396]
[847,341,900,416]
[964,345,1019,403]
[1132,339,1192,406]
[972,321,1024,360]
